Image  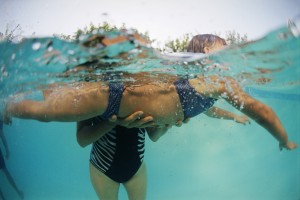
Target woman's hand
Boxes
[109,111,154,128]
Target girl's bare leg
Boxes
[4,83,110,123]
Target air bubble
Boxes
[32,42,41,51]
[68,50,75,55]
[47,46,53,52]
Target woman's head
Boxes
[187,34,227,53]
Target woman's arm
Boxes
[77,118,115,147]
[204,106,250,125]
[76,111,155,147]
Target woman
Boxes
[76,111,169,200]
[73,33,253,200]
[76,92,249,200]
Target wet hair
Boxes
[187,34,227,53]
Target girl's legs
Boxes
[4,83,109,123]
[90,164,120,200]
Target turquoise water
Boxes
[0,18,300,199]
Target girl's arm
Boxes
[221,77,297,150]
[204,106,250,125]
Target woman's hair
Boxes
[187,34,227,53]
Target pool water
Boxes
[0,18,300,200]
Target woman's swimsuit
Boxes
[90,83,145,183]
[90,120,146,183]
[91,79,216,182]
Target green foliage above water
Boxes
[1,22,247,52]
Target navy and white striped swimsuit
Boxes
[90,124,146,183]
[90,82,145,183]
[89,79,215,182]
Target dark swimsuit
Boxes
[90,82,145,183]
[90,79,216,182]
[174,79,216,119]
[100,82,125,120]
[90,124,146,183]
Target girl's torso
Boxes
[119,83,185,126]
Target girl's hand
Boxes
[234,115,251,125]
[279,141,298,151]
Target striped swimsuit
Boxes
[89,82,146,182]
[90,123,146,183]
[90,79,216,182]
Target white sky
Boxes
[0,0,299,43]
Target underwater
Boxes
[0,16,299,200]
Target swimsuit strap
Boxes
[100,82,125,120]
[174,79,216,120]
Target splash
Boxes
[0,20,299,100]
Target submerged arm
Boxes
[221,77,297,150]
[77,111,154,147]
[77,118,115,147]
[204,106,250,125]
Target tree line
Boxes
[0,22,247,52]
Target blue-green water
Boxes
[0,18,300,199]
